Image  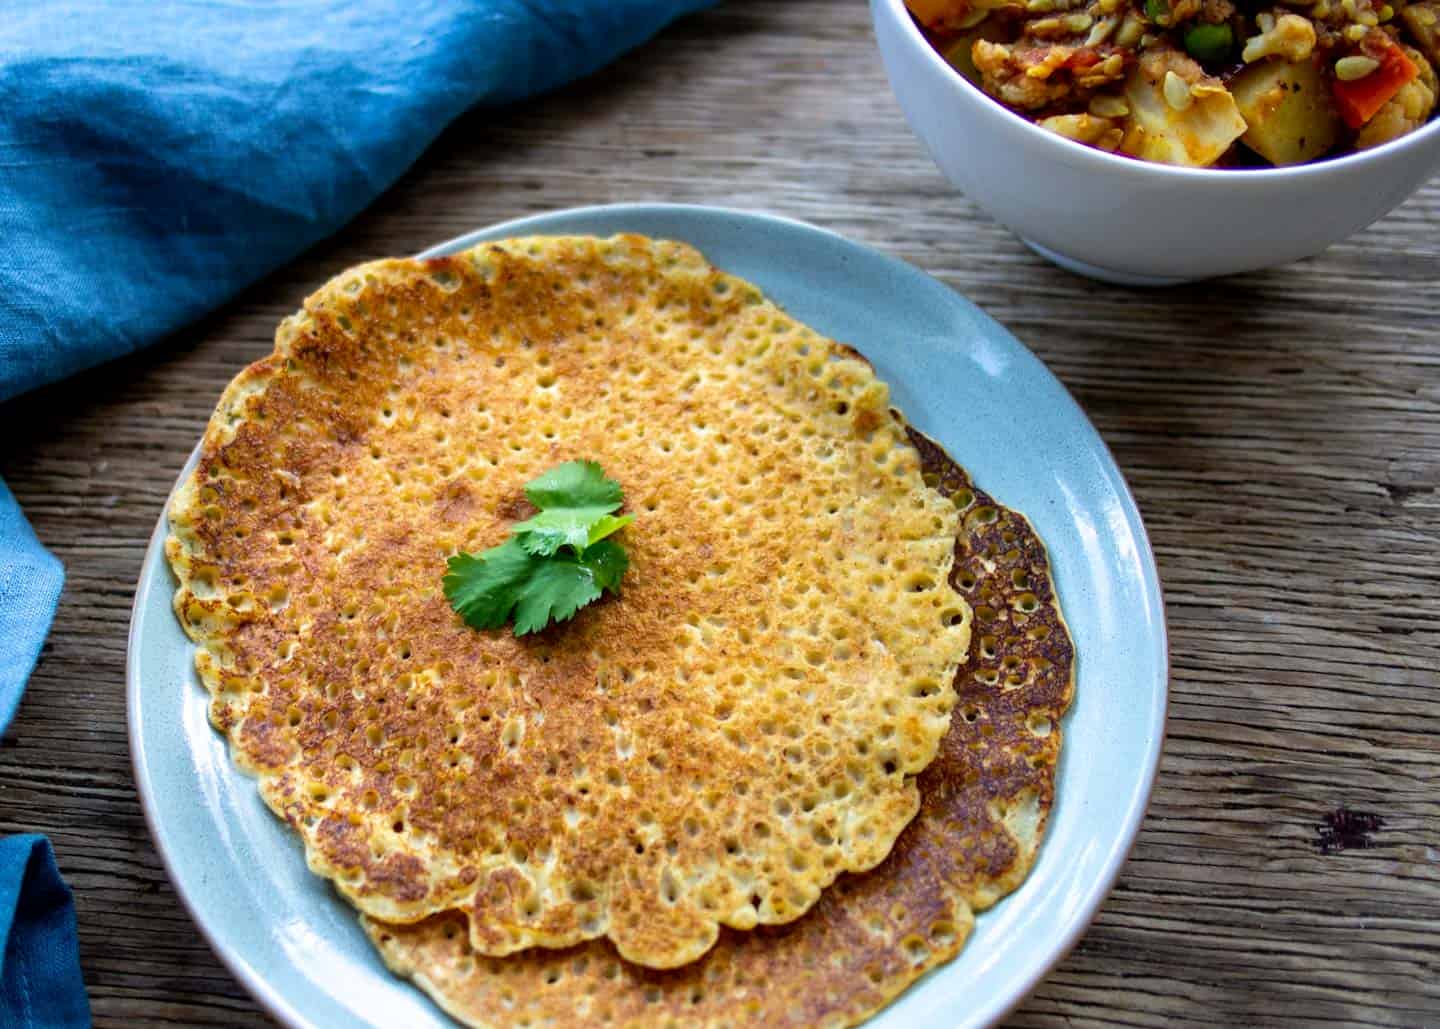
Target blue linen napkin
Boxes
[0,1,714,1019]
[0,479,64,736]
[0,836,89,1028]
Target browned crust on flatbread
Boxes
[166,234,971,969]
[364,431,1075,1028]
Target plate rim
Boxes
[128,442,321,1029]
[127,201,1169,1029]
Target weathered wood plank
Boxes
[1,0,1436,1025]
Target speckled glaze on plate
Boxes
[127,204,1168,1029]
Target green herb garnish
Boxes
[444,460,634,636]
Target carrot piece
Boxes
[1332,40,1420,129]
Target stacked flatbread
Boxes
[167,234,1074,1026]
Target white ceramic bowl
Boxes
[872,0,1440,284]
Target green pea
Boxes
[1145,0,1170,24]
[1183,22,1235,62]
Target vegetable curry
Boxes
[908,0,1440,165]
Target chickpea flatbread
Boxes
[363,433,1075,1029]
[166,235,970,970]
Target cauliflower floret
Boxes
[973,41,1128,109]
[1241,12,1318,62]
[1037,112,1125,149]
[1356,49,1438,147]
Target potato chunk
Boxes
[1230,57,1343,165]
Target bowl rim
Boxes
[877,0,1440,180]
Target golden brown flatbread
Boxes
[166,235,971,969]
[364,430,1075,1027]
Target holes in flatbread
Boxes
[902,934,930,964]
[306,783,330,803]
[179,238,977,966]
[500,718,523,750]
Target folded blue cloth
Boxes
[0,479,64,736]
[0,836,88,1028]
[0,1,713,1019]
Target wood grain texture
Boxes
[1,1,1436,1026]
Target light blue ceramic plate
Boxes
[128,204,1168,1029]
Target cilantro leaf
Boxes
[511,558,604,635]
[513,505,623,556]
[443,537,542,630]
[511,461,629,556]
[579,539,629,591]
[445,541,614,636]
[586,513,635,546]
[523,460,623,513]
[444,460,635,636]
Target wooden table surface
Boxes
[2,2,1437,1026]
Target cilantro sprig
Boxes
[444,461,634,636]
